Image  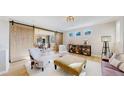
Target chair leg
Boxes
[31,61,34,69]
[42,67,44,71]
[84,64,86,69]
[54,65,57,70]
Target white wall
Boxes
[0,19,9,74]
[63,22,116,56]
[116,17,124,53]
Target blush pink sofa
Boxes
[101,53,124,76]
[101,61,124,76]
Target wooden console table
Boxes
[68,44,91,56]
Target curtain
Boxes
[55,32,63,51]
[10,23,34,62]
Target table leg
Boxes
[54,64,57,70]
[42,67,44,71]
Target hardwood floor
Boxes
[2,60,29,76]
[70,53,101,62]
[1,54,101,76]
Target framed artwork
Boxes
[69,32,73,37]
[76,32,81,36]
[83,29,92,36]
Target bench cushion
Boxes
[54,55,86,76]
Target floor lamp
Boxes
[101,36,111,59]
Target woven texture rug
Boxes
[25,60,101,76]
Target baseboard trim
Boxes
[0,70,8,75]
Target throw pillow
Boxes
[109,58,124,72]
[109,53,116,62]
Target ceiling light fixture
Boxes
[66,16,75,22]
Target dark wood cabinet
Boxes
[81,45,91,56]
[68,44,91,56]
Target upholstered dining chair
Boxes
[59,45,68,56]
[28,48,44,71]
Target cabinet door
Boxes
[82,46,91,56]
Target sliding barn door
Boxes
[10,23,34,62]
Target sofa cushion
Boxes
[116,53,124,62]
[101,61,124,76]
[110,58,124,72]
[102,66,124,76]
[109,53,116,62]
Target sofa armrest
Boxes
[101,61,124,76]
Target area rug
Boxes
[25,60,101,76]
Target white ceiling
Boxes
[0,16,118,32]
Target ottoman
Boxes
[54,55,86,76]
